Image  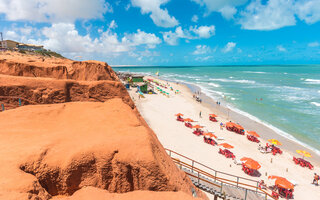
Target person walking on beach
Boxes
[199,111,202,118]
[220,122,223,130]
[313,173,319,185]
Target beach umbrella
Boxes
[204,132,217,139]
[226,122,235,128]
[235,124,244,130]
[209,114,218,117]
[175,113,184,116]
[268,176,294,190]
[240,157,261,170]
[247,131,260,138]
[219,143,234,149]
[184,118,194,122]
[192,125,204,129]
[296,150,311,158]
[268,139,282,146]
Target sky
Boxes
[0,0,320,66]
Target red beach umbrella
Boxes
[268,176,294,190]
[241,157,261,170]
[218,143,234,149]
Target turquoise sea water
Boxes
[113,65,320,153]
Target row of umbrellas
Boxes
[175,113,313,190]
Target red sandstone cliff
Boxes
[0,51,206,200]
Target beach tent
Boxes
[175,113,184,116]
[209,114,218,117]
[268,176,294,190]
[184,118,194,122]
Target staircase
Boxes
[166,149,276,200]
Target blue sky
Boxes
[0,0,320,65]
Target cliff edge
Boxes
[0,51,206,200]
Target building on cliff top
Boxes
[17,43,44,51]
[1,40,19,49]
[0,40,43,51]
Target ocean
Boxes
[113,65,320,153]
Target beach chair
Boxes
[293,157,299,164]
[185,122,192,128]
[306,161,314,170]
[177,117,184,122]
[219,148,225,155]
[272,191,280,199]
[298,159,306,167]
[209,116,218,122]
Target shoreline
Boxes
[127,74,320,199]
[122,71,320,165]
[181,81,320,165]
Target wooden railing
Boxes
[165,148,278,200]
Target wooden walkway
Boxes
[166,149,276,200]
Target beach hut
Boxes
[131,75,144,83]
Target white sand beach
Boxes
[128,76,320,200]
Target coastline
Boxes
[121,70,320,165]
[127,74,320,199]
[182,81,320,165]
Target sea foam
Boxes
[210,78,256,84]
[208,83,220,87]
[304,79,320,84]
[311,102,320,107]
[244,71,266,74]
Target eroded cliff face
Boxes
[0,52,206,200]
[0,52,131,110]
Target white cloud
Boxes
[219,6,237,20]
[162,25,215,45]
[191,0,247,19]
[5,30,20,41]
[222,42,236,53]
[108,20,118,30]
[190,25,215,38]
[195,56,212,61]
[295,0,320,24]
[7,23,162,60]
[193,45,211,55]
[192,15,199,22]
[0,0,111,23]
[277,45,286,52]
[239,0,320,31]
[122,29,162,48]
[125,4,131,11]
[308,41,320,47]
[131,0,179,28]
[239,0,296,31]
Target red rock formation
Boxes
[0,52,130,110]
[0,52,207,199]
